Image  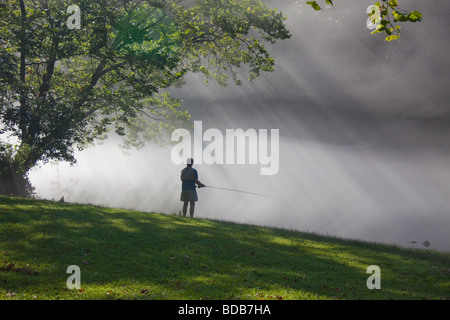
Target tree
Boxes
[0,0,291,196]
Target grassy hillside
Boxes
[0,195,449,300]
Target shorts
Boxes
[180,190,198,202]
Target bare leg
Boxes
[189,201,195,217]
[182,201,189,217]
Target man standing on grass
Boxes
[180,158,205,217]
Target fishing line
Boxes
[203,185,281,200]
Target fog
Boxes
[29,0,450,252]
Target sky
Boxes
[29,0,450,252]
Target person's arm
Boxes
[193,169,205,188]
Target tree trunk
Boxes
[0,168,35,197]
[0,142,36,198]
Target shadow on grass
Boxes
[0,195,449,300]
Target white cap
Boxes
[186,158,194,165]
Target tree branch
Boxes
[18,0,29,142]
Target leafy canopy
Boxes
[0,0,291,173]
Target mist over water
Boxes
[30,0,450,252]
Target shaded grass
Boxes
[0,195,449,300]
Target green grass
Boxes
[0,195,449,300]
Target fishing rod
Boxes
[202,185,281,200]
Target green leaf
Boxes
[385,35,400,42]
[408,11,423,22]
[388,0,398,8]
[306,1,322,11]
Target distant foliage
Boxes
[305,0,422,41]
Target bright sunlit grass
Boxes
[0,195,449,300]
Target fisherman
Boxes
[180,158,205,217]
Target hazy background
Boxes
[29,0,450,252]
